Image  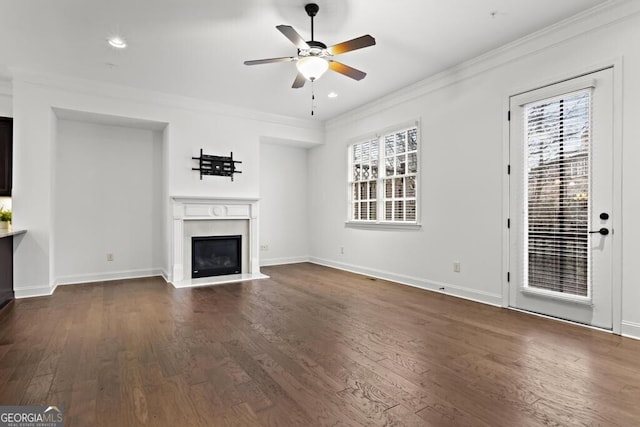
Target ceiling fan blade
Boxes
[292,72,307,89]
[328,61,367,81]
[327,35,376,56]
[276,25,310,50]
[244,57,296,66]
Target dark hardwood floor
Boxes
[0,263,639,426]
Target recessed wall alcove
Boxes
[52,108,169,285]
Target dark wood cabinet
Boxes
[0,117,12,197]
[0,230,24,310]
[0,235,13,309]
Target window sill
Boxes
[344,221,422,231]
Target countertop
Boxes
[0,228,26,239]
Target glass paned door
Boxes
[509,69,614,329]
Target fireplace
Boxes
[192,235,241,278]
[170,196,267,287]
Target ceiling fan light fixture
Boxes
[296,56,328,81]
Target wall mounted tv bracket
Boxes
[192,149,242,181]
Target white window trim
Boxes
[344,220,422,231]
[346,120,421,229]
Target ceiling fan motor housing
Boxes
[299,40,328,58]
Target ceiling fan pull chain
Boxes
[311,81,316,116]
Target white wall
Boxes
[0,96,11,117]
[309,4,640,339]
[309,74,508,305]
[0,80,11,116]
[259,141,309,265]
[54,120,164,284]
[11,74,322,296]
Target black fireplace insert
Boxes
[192,235,241,278]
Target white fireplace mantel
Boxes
[170,196,267,287]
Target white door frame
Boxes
[501,58,623,334]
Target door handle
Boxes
[589,227,609,236]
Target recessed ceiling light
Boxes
[328,92,338,98]
[107,36,127,49]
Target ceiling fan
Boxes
[244,3,376,88]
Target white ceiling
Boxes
[0,0,608,121]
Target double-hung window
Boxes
[349,125,419,225]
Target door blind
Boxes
[524,89,591,297]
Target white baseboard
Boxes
[621,321,640,341]
[159,269,170,283]
[309,257,502,307]
[55,268,165,286]
[260,256,310,267]
[14,284,57,299]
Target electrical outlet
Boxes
[260,244,269,251]
[453,261,461,273]
[107,253,114,262]
[340,247,344,254]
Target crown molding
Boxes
[9,68,322,132]
[326,0,640,130]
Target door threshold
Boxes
[507,306,613,334]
